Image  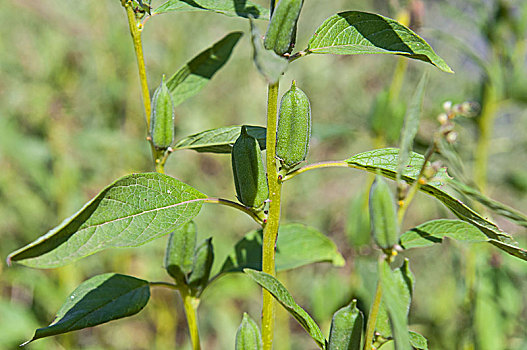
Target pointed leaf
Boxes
[154,0,269,19]
[345,148,527,261]
[220,223,344,275]
[244,269,326,348]
[166,32,243,107]
[23,273,149,345]
[173,125,266,153]
[7,173,206,268]
[307,11,453,73]
[379,261,411,350]
[235,313,263,350]
[328,300,363,350]
[400,219,488,249]
[250,17,288,84]
[397,72,428,183]
[164,221,197,283]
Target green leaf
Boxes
[307,11,453,73]
[7,173,206,268]
[250,17,288,84]
[369,175,399,249]
[328,300,363,350]
[173,125,266,153]
[235,313,263,350]
[400,219,488,249]
[164,221,197,283]
[220,223,344,275]
[409,331,428,349]
[345,148,527,261]
[397,72,428,183]
[153,0,269,19]
[379,260,411,350]
[166,32,243,107]
[449,179,527,228]
[22,273,149,345]
[244,269,326,348]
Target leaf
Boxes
[244,269,326,348]
[235,313,263,350]
[22,273,149,345]
[7,173,206,268]
[400,219,488,249]
[344,148,527,261]
[369,175,399,249]
[307,11,453,73]
[397,72,428,184]
[449,179,527,228]
[164,221,197,283]
[173,125,266,153]
[250,17,288,84]
[219,223,344,275]
[153,0,269,19]
[328,300,363,350]
[378,261,411,350]
[166,32,243,107]
[409,331,428,350]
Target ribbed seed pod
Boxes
[276,81,311,169]
[231,126,269,209]
[264,0,304,55]
[328,300,364,350]
[235,313,263,350]
[150,75,175,149]
[369,175,399,249]
[164,221,197,284]
[188,237,214,296]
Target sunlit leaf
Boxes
[173,125,266,153]
[154,0,269,19]
[244,269,326,348]
[8,173,206,268]
[307,11,453,73]
[166,32,243,106]
[22,273,149,345]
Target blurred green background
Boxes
[1,0,527,349]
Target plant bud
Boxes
[276,81,311,169]
[231,126,269,209]
[264,0,304,55]
[150,75,175,149]
[369,175,399,249]
[235,313,263,350]
[328,300,364,350]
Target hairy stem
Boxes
[363,280,383,350]
[262,81,281,350]
[181,289,201,350]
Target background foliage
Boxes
[1,0,526,349]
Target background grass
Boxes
[1,0,527,349]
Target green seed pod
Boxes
[231,126,269,209]
[276,81,311,169]
[328,300,364,350]
[369,175,399,249]
[164,221,197,284]
[188,237,214,296]
[235,313,263,350]
[264,0,304,55]
[150,75,175,149]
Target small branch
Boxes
[149,281,179,290]
[288,50,310,63]
[181,288,201,350]
[281,161,349,181]
[203,198,265,226]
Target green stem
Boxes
[149,281,179,290]
[363,280,383,350]
[181,288,201,350]
[203,198,265,225]
[262,81,281,350]
[281,161,349,181]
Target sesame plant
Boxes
[7,1,527,349]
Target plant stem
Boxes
[149,281,179,290]
[203,198,265,225]
[363,280,383,350]
[181,289,201,350]
[262,81,281,350]
[281,161,349,181]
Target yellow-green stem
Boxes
[181,289,201,350]
[262,81,281,350]
[363,280,383,350]
[474,83,497,194]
